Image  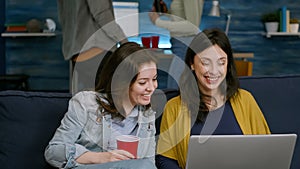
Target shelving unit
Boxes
[265,32,300,38]
[1,32,56,37]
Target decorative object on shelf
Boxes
[261,11,300,38]
[45,18,56,32]
[208,0,231,35]
[261,11,280,33]
[26,18,42,33]
[209,0,220,16]
[289,18,299,33]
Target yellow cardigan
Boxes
[156,89,271,168]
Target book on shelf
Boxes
[281,6,287,32]
[279,10,282,32]
[286,10,290,32]
[279,6,291,33]
[5,23,27,32]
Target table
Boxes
[233,53,254,61]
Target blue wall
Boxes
[0,0,5,75]
[2,0,300,91]
[207,0,300,76]
[3,0,68,91]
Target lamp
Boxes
[209,0,220,17]
[208,0,231,35]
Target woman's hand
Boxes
[105,149,135,162]
[76,150,135,164]
[148,12,160,24]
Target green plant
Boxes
[261,12,280,22]
[290,18,299,24]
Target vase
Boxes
[264,22,279,32]
[289,24,299,33]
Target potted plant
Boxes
[261,12,280,32]
[289,18,299,33]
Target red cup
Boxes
[116,135,140,158]
[151,36,160,48]
[141,37,151,48]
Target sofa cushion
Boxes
[1,74,299,169]
[0,90,71,169]
[239,75,300,169]
[239,75,300,134]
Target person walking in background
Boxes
[45,42,158,169]
[149,0,204,89]
[57,0,127,93]
[155,28,270,169]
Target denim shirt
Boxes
[44,91,156,169]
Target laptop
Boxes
[185,134,297,169]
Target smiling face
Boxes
[129,61,158,106]
[191,44,228,95]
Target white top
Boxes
[155,0,204,37]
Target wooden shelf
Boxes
[265,32,300,38]
[1,32,56,37]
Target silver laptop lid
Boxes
[186,134,297,169]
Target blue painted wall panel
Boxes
[3,0,300,91]
[4,0,68,91]
[0,0,5,75]
[202,0,300,77]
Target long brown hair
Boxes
[95,42,158,118]
[179,28,239,123]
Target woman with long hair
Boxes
[45,42,158,169]
[156,28,270,169]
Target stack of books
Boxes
[5,23,27,32]
[279,6,290,32]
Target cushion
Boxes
[239,75,300,169]
[0,90,71,169]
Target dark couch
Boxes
[0,75,299,169]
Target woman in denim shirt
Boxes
[45,42,158,169]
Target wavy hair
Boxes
[179,28,239,123]
[95,42,158,119]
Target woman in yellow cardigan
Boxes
[156,28,271,169]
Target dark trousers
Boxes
[70,50,111,94]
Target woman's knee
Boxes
[75,159,156,169]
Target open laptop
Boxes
[186,134,297,169]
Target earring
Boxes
[191,65,194,70]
